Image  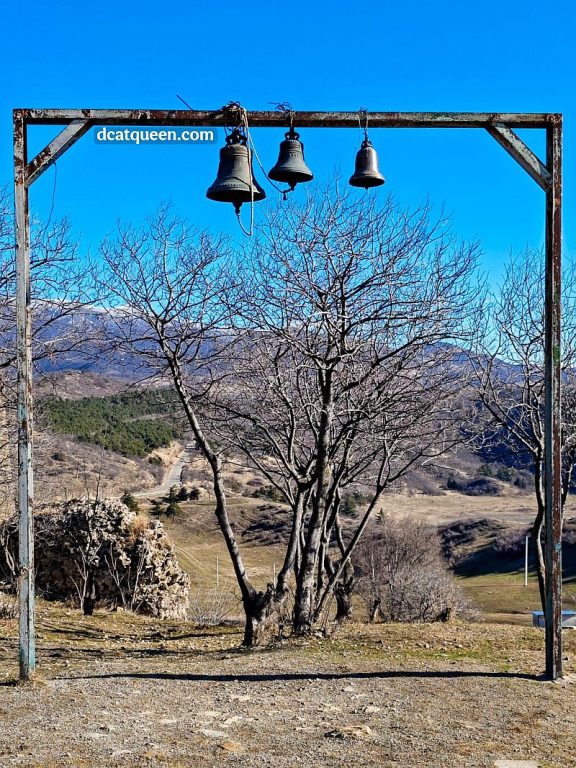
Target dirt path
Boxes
[0,608,575,767]
[135,446,193,498]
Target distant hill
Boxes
[24,308,544,501]
[439,517,576,580]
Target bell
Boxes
[206,129,266,213]
[349,139,385,189]
[268,128,313,190]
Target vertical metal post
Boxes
[544,115,563,680]
[14,110,35,680]
[524,535,529,588]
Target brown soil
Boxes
[1,605,575,768]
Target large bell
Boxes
[349,138,385,189]
[268,128,313,190]
[206,129,266,213]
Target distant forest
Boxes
[41,389,183,457]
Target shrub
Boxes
[446,475,463,491]
[251,484,284,502]
[165,501,182,517]
[176,486,189,502]
[340,493,358,518]
[0,591,17,620]
[446,476,502,496]
[494,528,529,554]
[188,589,233,627]
[226,477,243,494]
[355,516,472,623]
[463,477,502,496]
[121,491,140,512]
[150,499,164,516]
[496,466,513,482]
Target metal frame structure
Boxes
[13,108,563,680]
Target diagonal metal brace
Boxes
[25,119,92,187]
[486,123,551,191]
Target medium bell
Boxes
[268,128,313,190]
[206,129,266,213]
[349,138,385,189]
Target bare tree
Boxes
[96,207,281,645]
[97,193,480,642]
[0,184,99,515]
[468,250,576,612]
[208,187,481,634]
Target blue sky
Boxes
[1,0,575,279]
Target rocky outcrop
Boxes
[0,498,189,619]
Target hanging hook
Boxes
[272,102,295,131]
[358,107,369,142]
[221,101,244,135]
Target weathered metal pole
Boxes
[13,111,35,680]
[544,115,563,679]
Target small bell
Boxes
[269,128,313,190]
[349,138,385,189]
[206,129,266,213]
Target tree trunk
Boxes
[294,376,333,635]
[532,511,546,613]
[334,584,352,622]
[166,356,268,644]
[334,561,355,623]
[293,580,315,635]
[368,597,381,622]
[241,584,280,647]
[82,570,97,616]
[532,464,547,613]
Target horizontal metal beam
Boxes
[486,123,551,191]
[15,108,559,129]
[26,119,92,187]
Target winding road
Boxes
[135,445,193,498]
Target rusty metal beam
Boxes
[13,110,35,681]
[544,115,563,679]
[486,124,551,191]
[18,108,557,129]
[26,119,92,187]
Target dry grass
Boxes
[152,493,573,623]
[0,603,575,767]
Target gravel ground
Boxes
[1,607,575,768]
